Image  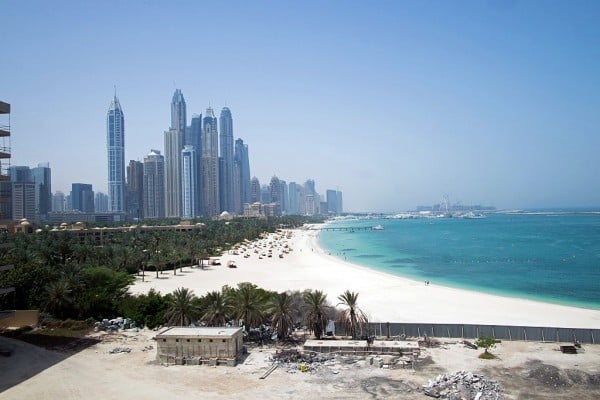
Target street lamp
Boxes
[141,249,148,282]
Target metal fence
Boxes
[336,322,599,344]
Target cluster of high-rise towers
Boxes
[107,89,343,220]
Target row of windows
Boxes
[162,338,227,343]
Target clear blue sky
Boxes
[2,1,599,212]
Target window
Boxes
[209,339,213,342]
[162,339,166,342]
[175,339,179,342]
[198,339,202,342]
[222,339,226,343]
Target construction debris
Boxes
[259,364,278,379]
[462,340,478,350]
[95,317,137,332]
[422,371,503,399]
[109,347,132,354]
[271,349,336,373]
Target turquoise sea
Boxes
[318,212,600,310]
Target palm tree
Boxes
[201,290,232,326]
[302,290,330,339]
[336,290,368,339]
[229,282,269,331]
[165,287,199,326]
[268,291,296,340]
[44,279,74,319]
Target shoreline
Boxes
[129,227,600,329]
[317,230,600,312]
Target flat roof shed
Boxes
[156,327,244,366]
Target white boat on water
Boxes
[461,212,486,219]
[372,225,385,230]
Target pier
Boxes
[307,226,375,232]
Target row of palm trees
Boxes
[164,284,369,340]
[0,216,318,317]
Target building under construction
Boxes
[0,101,14,322]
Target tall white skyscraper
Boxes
[107,93,125,212]
[164,89,186,217]
[181,145,197,219]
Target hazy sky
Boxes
[2,1,599,212]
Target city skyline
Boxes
[2,2,600,212]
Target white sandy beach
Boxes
[130,228,600,329]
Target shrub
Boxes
[475,335,496,355]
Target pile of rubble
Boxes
[94,317,137,332]
[109,347,132,354]
[272,349,334,364]
[271,349,335,373]
[422,371,503,399]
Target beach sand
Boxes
[130,228,600,329]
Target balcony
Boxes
[0,147,10,159]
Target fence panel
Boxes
[354,322,598,344]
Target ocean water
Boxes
[318,212,600,310]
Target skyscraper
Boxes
[288,182,300,215]
[71,183,94,212]
[9,166,31,183]
[164,89,186,217]
[269,176,281,203]
[326,189,338,215]
[10,164,51,221]
[126,160,144,219]
[219,107,234,213]
[186,114,203,216]
[234,138,251,213]
[32,162,51,218]
[52,191,66,212]
[201,107,219,217]
[181,145,197,219]
[269,176,282,216]
[12,182,35,220]
[302,179,318,215]
[143,150,165,219]
[107,93,125,212]
[95,192,109,212]
[250,177,261,203]
[171,89,187,134]
[279,179,288,214]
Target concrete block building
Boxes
[156,327,244,366]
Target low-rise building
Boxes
[155,327,244,366]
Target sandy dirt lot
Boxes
[1,329,598,400]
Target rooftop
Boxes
[156,327,242,338]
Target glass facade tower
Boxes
[181,145,197,219]
[107,94,125,212]
[219,107,234,213]
[201,107,219,217]
[164,89,186,217]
